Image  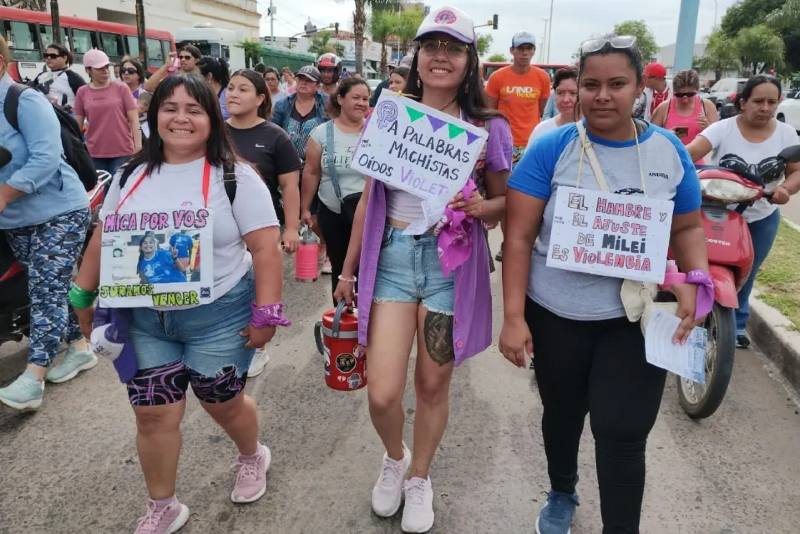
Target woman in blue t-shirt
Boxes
[500,36,708,533]
[137,232,186,284]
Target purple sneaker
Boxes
[134,498,189,534]
[231,443,271,503]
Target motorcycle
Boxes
[674,144,800,419]
[0,170,112,344]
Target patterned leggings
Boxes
[5,209,90,367]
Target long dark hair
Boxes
[328,77,370,117]
[404,40,502,122]
[197,56,230,92]
[121,75,237,182]
[121,57,145,85]
[230,69,272,119]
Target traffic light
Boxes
[492,14,498,30]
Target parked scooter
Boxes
[0,170,112,344]
[675,145,800,419]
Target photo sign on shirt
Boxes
[350,92,488,230]
[99,208,214,307]
[546,188,674,284]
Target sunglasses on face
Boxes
[419,39,469,57]
[121,67,139,75]
[179,55,194,61]
[44,53,64,59]
[579,35,637,56]
[674,91,697,98]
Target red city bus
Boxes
[0,6,175,82]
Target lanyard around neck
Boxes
[576,120,646,195]
[116,159,212,213]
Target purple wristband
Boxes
[250,303,291,328]
[685,270,714,320]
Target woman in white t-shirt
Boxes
[688,75,800,348]
[71,75,286,533]
[526,66,578,150]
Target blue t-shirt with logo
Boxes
[508,121,701,321]
[137,249,186,284]
[169,233,194,259]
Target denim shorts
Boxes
[129,272,255,381]
[372,225,455,315]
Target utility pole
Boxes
[546,0,554,63]
[136,0,148,70]
[540,18,548,63]
[268,0,275,42]
[50,0,62,44]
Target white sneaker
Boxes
[401,477,434,533]
[247,348,270,378]
[371,443,411,517]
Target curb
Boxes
[749,296,800,395]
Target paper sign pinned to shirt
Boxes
[99,208,214,308]
[350,91,488,233]
[546,187,674,284]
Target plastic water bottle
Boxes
[295,225,320,282]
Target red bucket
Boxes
[314,301,366,391]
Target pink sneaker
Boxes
[134,498,189,534]
[231,443,271,503]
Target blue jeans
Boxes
[92,156,129,176]
[736,209,781,333]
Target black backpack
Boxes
[4,83,97,191]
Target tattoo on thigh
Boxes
[424,311,455,366]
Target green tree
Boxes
[613,20,658,62]
[693,31,739,82]
[487,53,507,62]
[720,0,800,72]
[394,6,424,55]
[237,39,264,69]
[765,0,800,71]
[734,24,785,74]
[370,10,397,76]
[720,0,784,38]
[308,31,344,58]
[476,34,493,58]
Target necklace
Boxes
[438,97,458,112]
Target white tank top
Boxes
[385,184,425,223]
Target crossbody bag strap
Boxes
[325,120,343,203]
[576,121,611,192]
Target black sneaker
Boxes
[736,334,751,349]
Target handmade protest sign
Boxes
[99,208,214,307]
[546,188,674,284]
[350,91,488,232]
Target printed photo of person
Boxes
[169,229,195,281]
[136,231,187,284]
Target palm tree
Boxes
[370,10,396,76]
[353,0,368,76]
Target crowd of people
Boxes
[0,3,799,534]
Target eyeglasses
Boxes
[579,35,637,57]
[178,55,194,61]
[43,53,63,59]
[419,39,469,58]
[120,67,139,75]
[674,91,697,98]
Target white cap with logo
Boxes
[415,6,476,45]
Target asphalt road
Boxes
[1,238,799,534]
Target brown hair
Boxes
[553,66,578,90]
[328,77,370,117]
[672,69,700,92]
[230,69,272,119]
[0,36,10,64]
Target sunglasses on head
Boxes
[120,67,139,75]
[43,53,64,59]
[579,35,637,57]
[674,91,697,98]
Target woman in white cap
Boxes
[73,49,141,176]
[334,6,512,532]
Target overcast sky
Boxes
[256,0,739,63]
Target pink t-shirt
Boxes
[74,81,137,158]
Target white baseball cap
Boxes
[512,31,536,48]
[414,6,476,45]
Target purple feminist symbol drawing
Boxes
[375,101,398,129]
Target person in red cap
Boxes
[633,62,670,121]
